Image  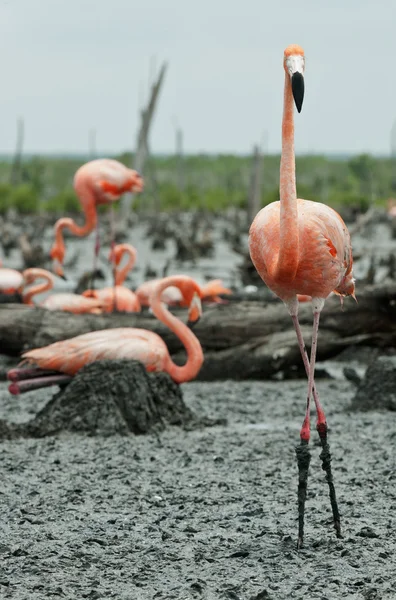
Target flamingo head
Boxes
[52,259,66,279]
[187,292,202,329]
[284,44,305,113]
[129,170,144,193]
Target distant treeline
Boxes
[0,152,394,215]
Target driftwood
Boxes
[0,283,396,380]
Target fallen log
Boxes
[0,283,396,380]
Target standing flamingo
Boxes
[82,243,141,312]
[248,45,355,547]
[21,268,104,313]
[50,159,143,279]
[136,277,231,308]
[8,275,204,394]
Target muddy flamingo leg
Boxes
[290,298,341,547]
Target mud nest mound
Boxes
[351,355,396,412]
[1,360,223,440]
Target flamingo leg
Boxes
[108,205,118,310]
[292,307,341,547]
[9,374,72,395]
[91,222,101,290]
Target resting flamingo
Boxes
[8,275,204,394]
[49,159,143,278]
[248,44,355,547]
[21,268,104,314]
[0,267,23,295]
[82,243,141,313]
[136,277,231,308]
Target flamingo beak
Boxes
[286,55,305,113]
[53,260,67,280]
[187,292,202,329]
[131,172,144,193]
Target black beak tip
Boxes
[187,317,200,330]
[59,274,67,281]
[291,72,304,113]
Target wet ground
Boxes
[1,214,395,597]
[0,351,394,600]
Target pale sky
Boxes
[0,0,395,155]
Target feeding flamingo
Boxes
[136,277,231,308]
[82,243,141,312]
[49,159,143,279]
[8,275,204,394]
[248,44,355,547]
[21,268,104,314]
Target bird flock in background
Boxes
[1,45,356,547]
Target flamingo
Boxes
[21,268,104,314]
[0,267,23,295]
[136,277,231,308]
[82,243,141,312]
[49,159,143,279]
[8,275,204,395]
[248,44,355,547]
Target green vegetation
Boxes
[0,152,394,216]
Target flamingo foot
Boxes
[295,439,311,549]
[317,422,342,539]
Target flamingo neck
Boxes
[115,245,137,286]
[151,279,204,383]
[276,71,299,280]
[50,182,97,263]
[22,270,54,305]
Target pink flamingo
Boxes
[136,277,231,308]
[248,44,355,547]
[82,243,141,312]
[49,159,143,278]
[21,268,104,314]
[8,275,204,394]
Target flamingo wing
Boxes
[22,328,169,376]
[83,287,141,312]
[41,293,104,314]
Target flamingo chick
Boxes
[82,243,141,313]
[136,277,231,308]
[8,275,204,394]
[22,268,104,314]
[50,159,143,278]
[248,45,355,547]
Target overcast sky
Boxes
[0,0,395,155]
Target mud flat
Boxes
[0,353,394,599]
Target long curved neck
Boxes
[276,71,299,279]
[151,280,203,383]
[22,270,54,305]
[115,245,137,286]
[51,183,97,260]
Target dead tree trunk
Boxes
[247,144,263,226]
[10,118,24,186]
[119,62,168,222]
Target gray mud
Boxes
[0,361,395,599]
